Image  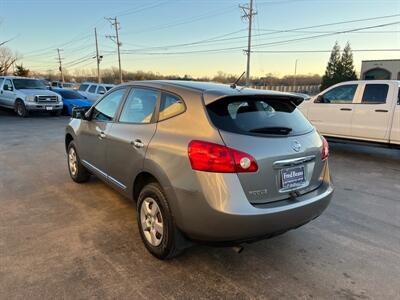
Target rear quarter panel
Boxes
[144,88,224,229]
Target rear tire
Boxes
[67,141,90,183]
[137,182,187,259]
[15,100,29,118]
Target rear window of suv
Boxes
[206,96,314,136]
[79,84,89,91]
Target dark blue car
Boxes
[52,88,94,115]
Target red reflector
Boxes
[321,136,329,160]
[188,140,258,173]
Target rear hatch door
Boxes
[206,94,325,204]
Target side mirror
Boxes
[98,90,105,95]
[3,84,12,91]
[314,95,324,103]
[72,106,90,119]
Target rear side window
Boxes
[119,88,159,124]
[97,86,106,94]
[79,84,89,91]
[206,97,314,136]
[398,88,400,105]
[362,84,388,104]
[88,85,97,93]
[159,93,185,121]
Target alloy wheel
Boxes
[68,147,78,176]
[140,197,164,246]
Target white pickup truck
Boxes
[299,80,400,146]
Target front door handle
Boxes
[131,139,144,149]
[340,108,352,111]
[375,109,388,113]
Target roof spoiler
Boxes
[203,92,305,107]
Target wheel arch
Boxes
[132,164,183,228]
[14,98,24,109]
[65,133,74,152]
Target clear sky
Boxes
[1,0,399,78]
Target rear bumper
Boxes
[173,164,333,242]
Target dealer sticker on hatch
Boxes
[281,166,305,189]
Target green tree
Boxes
[339,42,357,82]
[321,42,341,91]
[14,64,30,77]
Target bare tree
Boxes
[0,47,18,75]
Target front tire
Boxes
[67,141,90,183]
[15,100,29,118]
[137,182,186,259]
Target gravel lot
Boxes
[1,108,399,300]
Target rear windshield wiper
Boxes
[249,126,293,135]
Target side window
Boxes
[97,86,106,95]
[361,84,388,104]
[0,78,4,87]
[159,93,185,121]
[4,79,13,90]
[119,88,159,124]
[398,88,400,105]
[79,84,89,91]
[88,85,97,93]
[319,85,358,104]
[91,88,126,122]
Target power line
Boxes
[115,13,400,54]
[117,21,400,55]
[252,49,400,53]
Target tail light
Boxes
[188,140,258,173]
[321,136,329,160]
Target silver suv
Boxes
[65,81,333,259]
[0,76,63,117]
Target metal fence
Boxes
[250,85,321,95]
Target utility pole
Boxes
[56,48,64,83]
[94,28,103,83]
[106,17,122,83]
[293,59,298,87]
[240,0,257,87]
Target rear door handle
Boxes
[98,131,106,139]
[131,139,144,149]
[340,108,352,111]
[375,109,388,113]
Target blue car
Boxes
[52,88,94,115]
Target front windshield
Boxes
[13,79,47,90]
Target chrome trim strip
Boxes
[82,160,107,177]
[81,160,126,190]
[108,175,127,190]
[273,155,316,169]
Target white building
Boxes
[360,59,400,80]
